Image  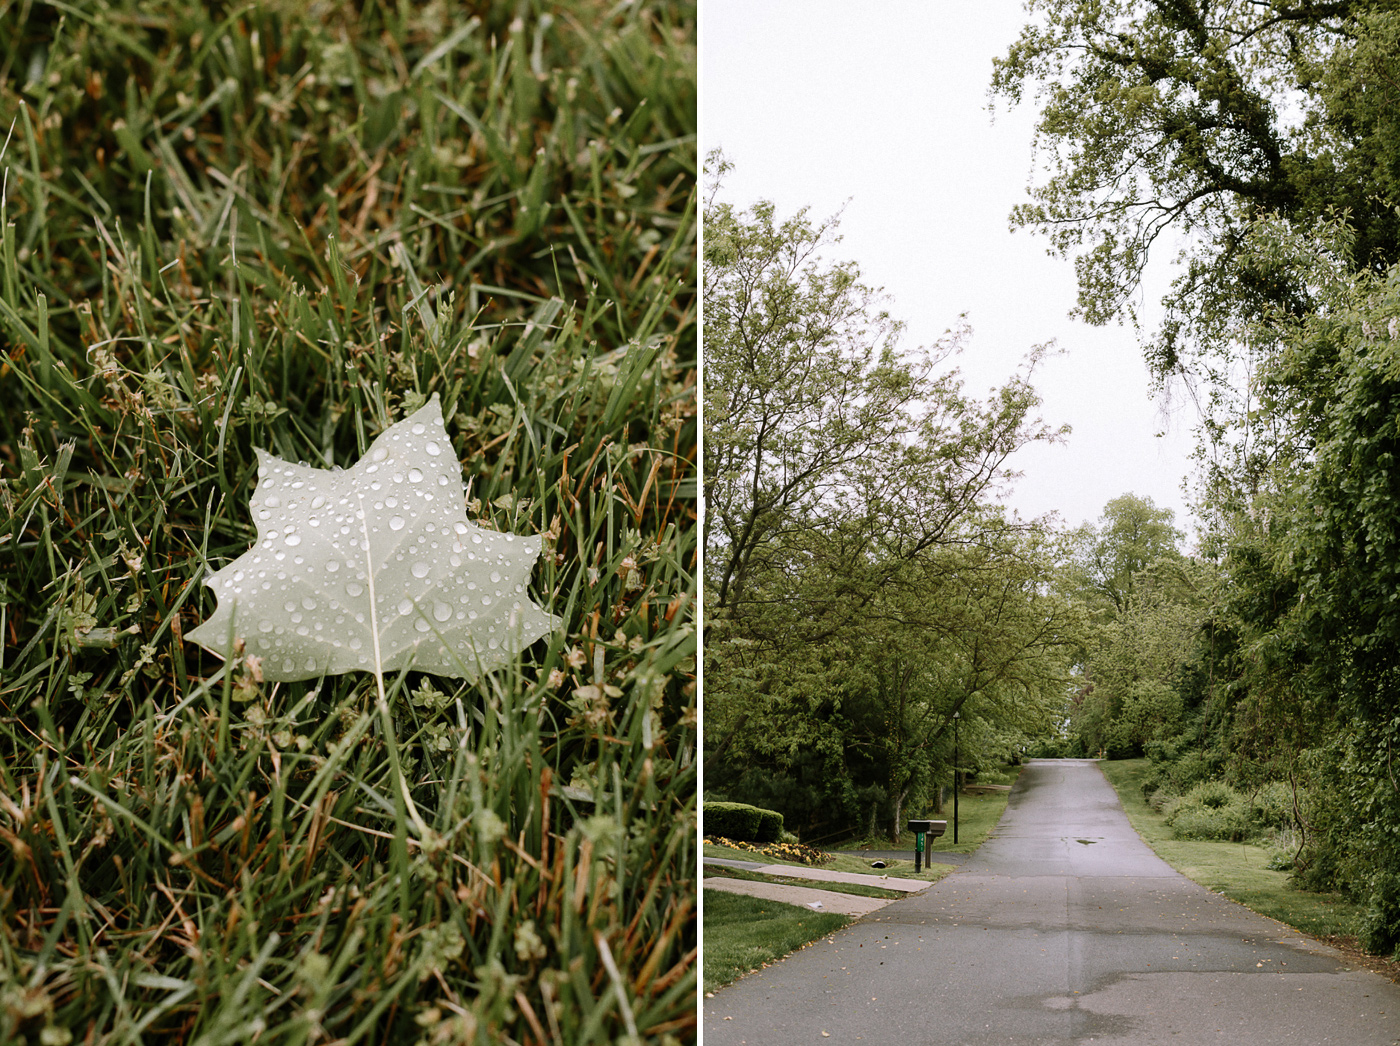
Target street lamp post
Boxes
[953,711,960,845]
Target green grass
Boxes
[700,892,848,995]
[845,777,1018,856]
[1099,759,1363,941]
[0,2,695,1043]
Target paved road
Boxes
[704,759,1400,1045]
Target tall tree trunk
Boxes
[890,787,908,844]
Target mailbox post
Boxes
[907,819,948,873]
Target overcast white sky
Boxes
[701,0,1201,538]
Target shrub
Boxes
[754,807,785,843]
[1165,780,1251,841]
[1169,751,1215,793]
[704,802,783,842]
[1249,781,1300,832]
[1362,871,1400,957]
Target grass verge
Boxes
[701,893,849,995]
[0,2,696,1042]
[1099,760,1365,942]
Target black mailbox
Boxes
[907,819,948,873]
[908,819,948,839]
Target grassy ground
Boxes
[842,777,1018,856]
[0,2,695,1044]
[701,893,848,996]
[1099,760,1364,942]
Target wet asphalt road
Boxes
[703,758,1400,1045]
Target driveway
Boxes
[703,758,1400,1044]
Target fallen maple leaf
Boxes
[188,394,558,681]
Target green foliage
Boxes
[1062,496,1206,759]
[1065,494,1185,617]
[702,157,1080,843]
[702,801,783,843]
[0,1,696,1042]
[1164,781,1251,842]
[991,0,1400,379]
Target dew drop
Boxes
[425,440,441,456]
[285,533,302,547]
[326,560,340,573]
[438,475,449,486]
[414,619,431,633]
[284,600,297,613]
[283,658,297,674]
[398,599,414,616]
[434,602,452,622]
[311,495,327,510]
[371,447,388,462]
[258,619,275,633]
[265,495,281,507]
[302,596,317,610]
[408,468,424,483]
[412,561,431,579]
[350,637,362,650]
[454,522,469,535]
[412,423,426,435]
[389,515,405,531]
[346,582,364,597]
[490,571,501,584]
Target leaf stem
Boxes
[357,492,431,842]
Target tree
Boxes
[1068,493,1184,616]
[704,153,1057,620]
[991,1,1400,379]
[702,156,1075,836]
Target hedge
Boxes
[704,802,784,843]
